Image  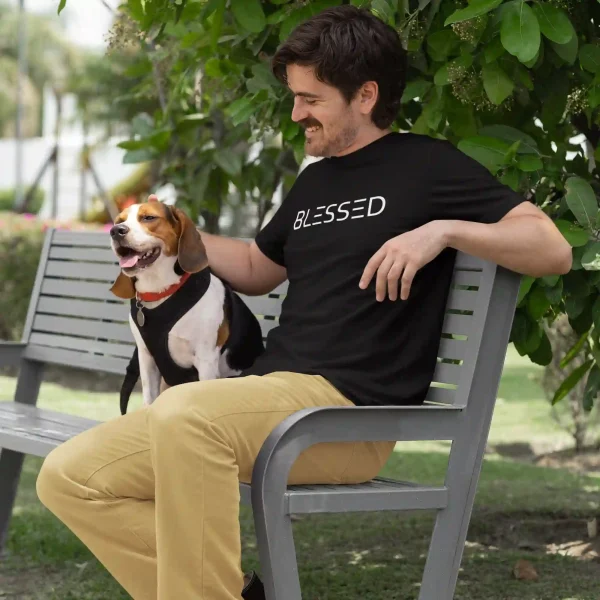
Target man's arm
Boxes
[360,202,572,302]
[442,201,572,277]
[200,232,287,296]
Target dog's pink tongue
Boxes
[119,254,139,268]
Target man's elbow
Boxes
[538,228,573,277]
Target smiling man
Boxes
[36,5,572,600]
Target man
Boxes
[36,5,572,600]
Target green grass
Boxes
[1,345,599,599]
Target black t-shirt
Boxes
[241,132,526,406]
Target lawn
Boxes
[0,345,599,599]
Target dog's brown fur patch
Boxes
[217,317,230,348]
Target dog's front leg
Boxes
[137,341,162,405]
[193,342,222,382]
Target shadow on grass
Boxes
[3,450,599,599]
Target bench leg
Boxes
[0,360,44,559]
[0,449,26,558]
[418,442,486,600]
[253,502,302,600]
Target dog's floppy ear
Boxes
[110,273,136,299]
[172,206,208,273]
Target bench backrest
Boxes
[20,228,520,408]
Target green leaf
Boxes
[230,0,266,33]
[560,331,588,368]
[457,135,512,174]
[582,241,600,271]
[434,54,473,86]
[226,96,255,126]
[511,311,543,355]
[589,80,600,109]
[482,62,515,105]
[57,0,67,15]
[372,0,395,24]
[501,1,541,64]
[517,275,535,305]
[214,149,243,177]
[583,365,600,412]
[527,285,551,320]
[478,124,539,155]
[565,176,599,230]
[593,295,600,331]
[579,44,600,74]
[131,113,154,137]
[209,0,226,52]
[122,148,159,164]
[540,70,569,126]
[552,359,594,405]
[427,30,460,62]
[550,32,578,65]
[501,167,520,191]
[517,154,543,172]
[444,0,503,26]
[543,278,563,304]
[555,219,591,247]
[529,330,553,366]
[401,80,432,103]
[532,3,575,45]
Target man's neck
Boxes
[334,127,392,157]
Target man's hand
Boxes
[359,221,449,302]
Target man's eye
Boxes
[305,99,316,105]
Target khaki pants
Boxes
[36,371,395,600]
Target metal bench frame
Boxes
[0,228,520,600]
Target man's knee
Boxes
[36,444,75,511]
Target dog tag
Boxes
[136,307,145,327]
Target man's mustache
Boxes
[300,119,321,129]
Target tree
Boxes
[61,0,600,414]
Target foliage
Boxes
[60,0,600,410]
[0,187,44,214]
[0,213,105,341]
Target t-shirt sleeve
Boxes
[428,139,527,224]
[254,198,290,267]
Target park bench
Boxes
[0,227,521,600]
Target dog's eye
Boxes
[142,215,157,222]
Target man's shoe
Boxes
[242,571,265,600]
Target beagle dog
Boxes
[109,198,264,414]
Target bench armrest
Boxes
[251,404,463,501]
[0,341,27,367]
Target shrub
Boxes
[0,187,45,214]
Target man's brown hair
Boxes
[272,5,408,129]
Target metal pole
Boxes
[14,0,27,212]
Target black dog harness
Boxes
[119,267,264,415]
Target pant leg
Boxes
[36,406,157,600]
[37,371,395,600]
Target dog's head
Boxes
[109,198,208,299]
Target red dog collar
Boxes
[136,272,192,302]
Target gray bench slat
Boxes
[446,288,477,312]
[41,278,115,302]
[0,402,102,457]
[49,246,117,263]
[425,386,457,404]
[432,363,461,385]
[37,297,129,322]
[52,230,109,246]
[24,345,129,375]
[452,271,481,287]
[238,295,283,318]
[45,260,119,282]
[32,315,133,344]
[437,339,465,361]
[442,313,473,336]
[269,281,288,296]
[29,333,134,359]
[285,480,448,514]
[455,253,485,269]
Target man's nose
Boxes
[291,99,308,123]
[110,224,130,238]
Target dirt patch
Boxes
[534,447,600,475]
[468,512,600,563]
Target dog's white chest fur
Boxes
[130,273,239,405]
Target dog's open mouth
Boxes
[116,246,161,270]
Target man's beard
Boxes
[302,118,358,158]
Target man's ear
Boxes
[172,206,208,273]
[110,273,136,299]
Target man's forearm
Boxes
[441,216,572,277]
[199,232,254,292]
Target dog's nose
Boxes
[110,224,129,238]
